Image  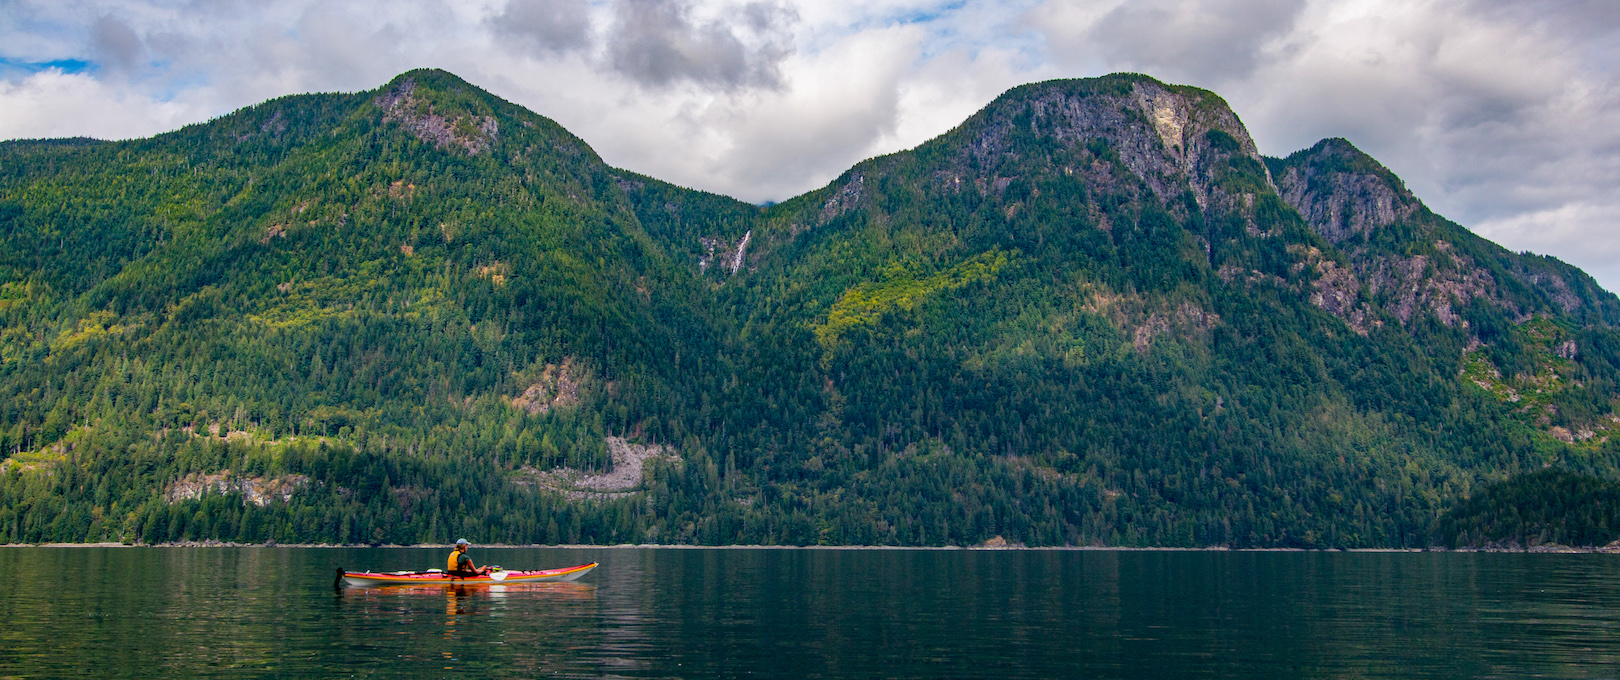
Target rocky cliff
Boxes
[1269,138,1620,330]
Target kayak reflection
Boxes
[342,581,598,602]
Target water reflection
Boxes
[329,569,610,676]
[5,548,1620,678]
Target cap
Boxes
[455,538,470,546]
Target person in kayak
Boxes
[446,538,490,578]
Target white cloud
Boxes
[532,23,935,202]
[1474,200,1620,289]
[487,0,594,59]
[0,68,197,140]
[1046,0,1307,84]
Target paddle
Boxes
[489,569,507,581]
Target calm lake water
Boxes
[2,547,1619,678]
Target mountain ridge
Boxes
[3,68,1618,549]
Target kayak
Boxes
[337,562,597,587]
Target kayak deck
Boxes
[340,562,597,587]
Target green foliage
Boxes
[1215,155,1271,196]
[1204,129,1241,154]
[813,250,1009,350]
[1434,468,1620,548]
[3,69,1620,549]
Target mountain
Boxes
[3,69,1617,548]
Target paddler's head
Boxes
[455,538,470,553]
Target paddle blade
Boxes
[489,570,507,581]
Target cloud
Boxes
[90,15,143,74]
[488,0,594,58]
[1474,200,1620,290]
[1223,2,1620,285]
[605,0,797,89]
[503,22,932,203]
[1465,0,1620,44]
[1041,0,1306,85]
[690,24,921,196]
[0,68,194,140]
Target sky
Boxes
[3,0,1619,290]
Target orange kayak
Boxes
[338,562,597,587]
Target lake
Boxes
[2,547,1618,678]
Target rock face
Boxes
[164,471,309,507]
[699,230,751,275]
[1271,139,1500,329]
[1270,138,1620,331]
[514,437,679,501]
[1359,242,1499,325]
[818,172,864,224]
[1271,138,1418,244]
[962,76,1269,213]
[375,78,500,155]
[509,358,584,415]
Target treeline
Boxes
[1434,468,1620,548]
[0,434,645,545]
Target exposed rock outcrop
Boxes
[693,229,748,275]
[1289,245,1375,334]
[819,172,864,224]
[164,471,309,507]
[700,231,752,275]
[514,437,679,501]
[375,79,499,155]
[1270,139,1558,332]
[1270,136,1620,334]
[509,358,583,415]
[1083,287,1220,352]
[1361,242,1500,325]
[965,76,1272,214]
[1271,138,1418,243]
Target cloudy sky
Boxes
[3,0,1619,289]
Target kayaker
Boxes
[446,538,490,577]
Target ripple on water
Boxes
[3,548,1620,678]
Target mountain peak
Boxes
[384,67,475,90]
[937,73,1270,215]
[362,69,603,168]
[1268,137,1418,244]
[1006,73,1258,154]
[373,72,503,156]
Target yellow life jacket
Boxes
[447,550,463,572]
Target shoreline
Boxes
[5,541,1618,554]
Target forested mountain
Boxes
[4,69,1617,548]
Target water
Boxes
[2,547,1620,678]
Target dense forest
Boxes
[1435,468,1620,549]
[4,69,1619,548]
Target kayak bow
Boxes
[338,562,597,587]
